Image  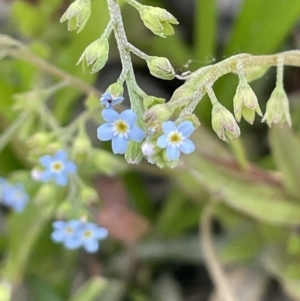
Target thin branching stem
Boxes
[200,202,237,301]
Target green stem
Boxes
[229,139,249,170]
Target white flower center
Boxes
[114,120,129,136]
[51,161,64,173]
[168,131,183,146]
[65,227,74,235]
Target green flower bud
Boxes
[26,132,52,150]
[145,103,173,129]
[77,38,109,73]
[262,86,292,127]
[80,185,98,205]
[60,0,91,33]
[233,82,262,124]
[138,6,179,38]
[211,103,241,142]
[71,127,92,163]
[46,142,63,155]
[146,56,175,80]
[144,95,165,110]
[34,183,57,205]
[106,82,124,98]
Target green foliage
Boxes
[1,0,300,300]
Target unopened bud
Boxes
[26,132,52,149]
[146,56,175,80]
[262,86,291,127]
[144,95,165,110]
[77,38,109,73]
[80,186,98,205]
[211,103,241,142]
[138,5,178,38]
[233,82,262,124]
[60,0,91,33]
[145,103,173,129]
[72,128,92,163]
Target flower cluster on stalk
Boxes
[51,219,108,253]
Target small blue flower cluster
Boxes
[97,92,196,160]
[51,219,108,253]
[38,150,77,186]
[0,178,29,212]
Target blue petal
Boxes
[166,146,180,160]
[83,239,99,253]
[157,135,168,148]
[112,136,128,154]
[51,230,65,242]
[112,96,124,106]
[102,109,119,122]
[178,121,195,137]
[40,170,54,182]
[97,124,114,141]
[162,121,176,134]
[55,173,68,186]
[65,161,77,173]
[95,227,108,239]
[68,220,82,229]
[53,220,66,230]
[120,109,136,126]
[39,155,52,167]
[179,139,195,154]
[128,126,145,142]
[64,236,82,249]
[55,150,68,161]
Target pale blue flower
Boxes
[1,182,29,212]
[100,92,124,109]
[157,121,195,160]
[51,220,82,249]
[51,220,108,253]
[78,222,108,253]
[97,109,145,154]
[39,150,77,186]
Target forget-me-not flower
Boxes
[1,182,29,212]
[51,220,83,249]
[100,92,124,109]
[97,109,145,154]
[51,220,108,253]
[157,121,195,160]
[39,150,77,186]
[77,222,108,253]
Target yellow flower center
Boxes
[114,120,129,134]
[51,161,63,172]
[168,132,183,145]
[83,230,92,238]
[65,227,73,234]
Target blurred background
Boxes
[1,0,300,300]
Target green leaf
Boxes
[269,125,300,197]
[225,0,300,55]
[156,188,201,237]
[194,0,217,60]
[68,277,107,301]
[183,154,300,226]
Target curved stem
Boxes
[201,202,237,301]
[0,34,100,97]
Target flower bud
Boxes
[144,103,173,129]
[144,95,165,110]
[138,6,179,38]
[71,128,92,163]
[233,82,262,124]
[80,185,98,205]
[34,183,57,205]
[106,82,124,98]
[211,103,241,142]
[262,86,291,127]
[60,0,91,33]
[26,132,52,150]
[77,38,109,73]
[146,56,175,80]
